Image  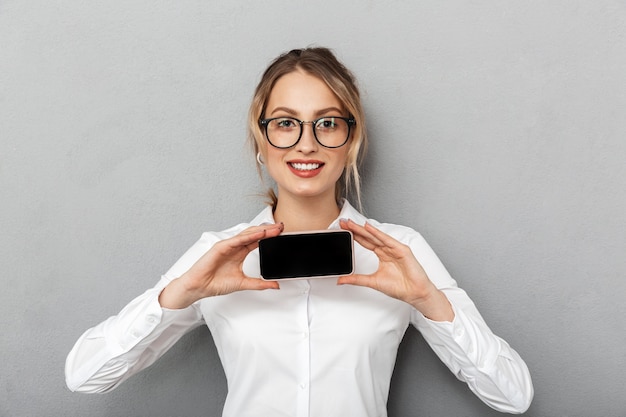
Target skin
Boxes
[159,69,454,322]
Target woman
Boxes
[66,47,533,416]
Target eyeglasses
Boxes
[259,116,356,149]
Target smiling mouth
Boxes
[289,162,323,171]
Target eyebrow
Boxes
[268,106,345,118]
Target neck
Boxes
[273,194,341,232]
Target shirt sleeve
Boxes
[64,231,228,393]
[65,276,204,393]
[65,226,255,393]
[407,231,534,414]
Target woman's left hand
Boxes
[339,219,455,322]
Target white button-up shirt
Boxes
[66,201,533,416]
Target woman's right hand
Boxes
[158,223,284,309]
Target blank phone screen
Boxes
[259,231,353,279]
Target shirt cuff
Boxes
[103,287,197,355]
[420,304,501,372]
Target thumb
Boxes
[337,273,372,287]
[241,277,280,291]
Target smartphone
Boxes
[259,230,354,280]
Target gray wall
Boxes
[1,1,625,416]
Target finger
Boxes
[228,223,284,249]
[351,233,378,252]
[211,228,281,263]
[340,219,374,242]
[340,219,384,250]
[239,223,284,238]
[362,222,403,250]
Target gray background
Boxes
[1,1,625,416]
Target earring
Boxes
[256,152,264,166]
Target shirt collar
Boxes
[249,199,367,229]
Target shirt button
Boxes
[302,332,309,339]
[299,383,307,389]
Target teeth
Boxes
[290,162,321,171]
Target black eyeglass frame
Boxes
[259,116,356,149]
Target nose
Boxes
[295,121,319,153]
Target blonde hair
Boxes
[247,47,368,211]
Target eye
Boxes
[274,118,298,129]
[316,118,338,130]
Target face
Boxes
[262,70,350,204]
